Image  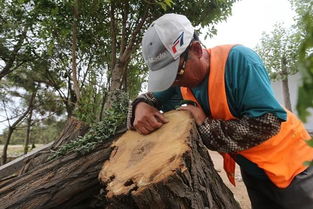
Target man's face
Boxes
[172,42,208,88]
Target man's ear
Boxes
[190,41,202,58]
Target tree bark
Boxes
[1,127,14,165]
[71,0,81,102]
[282,77,292,111]
[0,118,109,209]
[99,111,241,209]
[0,139,115,209]
[104,7,149,110]
[24,106,33,154]
[281,57,292,111]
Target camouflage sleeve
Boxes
[127,92,160,130]
[197,113,282,152]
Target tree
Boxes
[255,23,300,111]
[0,0,37,80]
[289,0,313,122]
[1,91,36,164]
[1,0,239,125]
[100,0,239,110]
[1,0,239,166]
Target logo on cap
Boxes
[171,32,184,54]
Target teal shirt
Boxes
[152,45,287,121]
[152,45,287,179]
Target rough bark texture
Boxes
[99,111,241,209]
[0,117,108,209]
[282,77,292,111]
[0,139,115,209]
[281,56,292,112]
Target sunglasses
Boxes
[177,46,190,76]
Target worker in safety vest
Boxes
[127,13,313,209]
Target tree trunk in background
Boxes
[1,127,14,165]
[24,107,33,154]
[98,92,107,122]
[99,111,241,209]
[71,0,81,102]
[103,62,127,111]
[1,91,36,165]
[282,77,292,111]
[104,4,148,110]
[281,57,292,111]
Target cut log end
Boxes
[99,111,192,198]
[99,110,241,209]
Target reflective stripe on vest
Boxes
[180,45,313,188]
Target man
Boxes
[127,13,313,209]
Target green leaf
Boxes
[49,90,129,160]
[158,2,167,11]
[304,160,313,167]
[164,0,173,7]
[305,139,313,147]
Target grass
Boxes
[0,144,44,158]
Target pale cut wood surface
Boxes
[99,110,241,209]
[99,110,192,197]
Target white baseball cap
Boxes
[142,13,194,92]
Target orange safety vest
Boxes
[181,45,313,188]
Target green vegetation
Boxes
[256,23,300,81]
[291,0,313,165]
[255,23,300,111]
[294,3,313,122]
[49,91,128,159]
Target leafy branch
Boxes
[49,91,129,160]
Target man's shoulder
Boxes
[208,45,256,58]
[228,45,263,65]
[230,45,255,55]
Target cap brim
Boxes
[148,58,180,92]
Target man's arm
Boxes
[197,113,282,153]
[127,92,168,135]
[177,104,281,153]
[127,92,159,129]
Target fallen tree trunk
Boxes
[0,111,241,209]
[99,111,241,209]
[0,134,118,209]
[0,117,112,209]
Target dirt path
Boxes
[209,151,251,209]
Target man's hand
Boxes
[177,105,206,125]
[133,102,168,135]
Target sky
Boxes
[202,0,295,49]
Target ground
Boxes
[209,151,251,209]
